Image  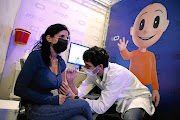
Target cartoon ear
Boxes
[130,27,133,36]
[163,20,170,32]
[46,35,51,42]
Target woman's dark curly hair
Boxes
[83,46,109,68]
[32,23,70,66]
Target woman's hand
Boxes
[66,68,77,84]
[59,94,66,105]
[117,37,129,52]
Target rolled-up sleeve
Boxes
[120,48,132,60]
[85,75,124,114]
[78,76,95,97]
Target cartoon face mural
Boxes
[118,3,170,107]
[130,3,169,49]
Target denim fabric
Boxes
[123,108,145,120]
[68,115,87,120]
[25,99,93,120]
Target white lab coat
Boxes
[78,62,155,118]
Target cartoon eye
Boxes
[153,16,160,28]
[139,19,145,30]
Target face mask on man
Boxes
[84,66,99,77]
[53,38,68,53]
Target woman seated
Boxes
[14,23,93,120]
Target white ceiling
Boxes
[93,0,121,7]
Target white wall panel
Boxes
[0,0,21,82]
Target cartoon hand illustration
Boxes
[152,90,160,107]
[117,37,129,52]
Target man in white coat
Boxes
[65,46,155,120]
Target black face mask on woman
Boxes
[53,38,68,54]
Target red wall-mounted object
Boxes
[15,28,31,45]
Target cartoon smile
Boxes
[138,35,155,40]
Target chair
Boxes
[17,59,27,120]
[10,58,27,120]
[17,99,26,120]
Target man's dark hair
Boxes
[83,46,109,68]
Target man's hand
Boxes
[59,82,76,97]
[152,90,160,107]
[117,37,129,52]
[66,68,77,84]
[59,82,71,95]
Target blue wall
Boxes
[106,0,180,119]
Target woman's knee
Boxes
[75,99,90,108]
[68,115,87,120]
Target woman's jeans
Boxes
[25,99,93,120]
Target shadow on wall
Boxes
[0,73,2,83]
[0,60,21,99]
[0,29,30,100]
[0,24,15,83]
